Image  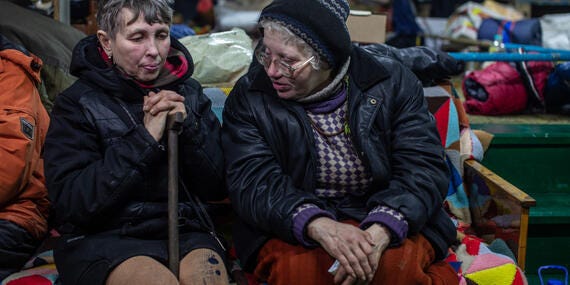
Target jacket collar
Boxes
[0,35,42,84]
[249,45,391,96]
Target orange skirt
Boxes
[254,233,458,285]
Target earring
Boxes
[105,51,113,64]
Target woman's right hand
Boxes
[307,217,377,282]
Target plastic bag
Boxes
[445,1,523,40]
[541,13,570,50]
[179,28,253,87]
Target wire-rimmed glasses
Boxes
[255,45,315,78]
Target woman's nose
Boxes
[266,59,282,77]
[146,39,159,57]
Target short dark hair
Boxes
[96,0,174,39]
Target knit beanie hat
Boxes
[259,0,352,70]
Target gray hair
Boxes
[97,0,174,39]
[259,20,330,71]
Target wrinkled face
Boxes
[261,29,331,100]
[98,8,170,82]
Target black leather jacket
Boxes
[222,44,457,270]
[44,35,226,236]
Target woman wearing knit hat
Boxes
[222,0,459,284]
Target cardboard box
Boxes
[346,10,387,44]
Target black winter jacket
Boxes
[222,44,456,271]
[44,35,226,236]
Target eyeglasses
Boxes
[255,45,315,78]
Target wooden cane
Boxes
[167,112,184,277]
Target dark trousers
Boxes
[0,219,38,280]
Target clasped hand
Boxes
[143,90,187,141]
[307,218,390,285]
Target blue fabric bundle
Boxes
[477,18,542,46]
[545,62,570,115]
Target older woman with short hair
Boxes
[44,0,229,284]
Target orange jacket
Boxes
[0,44,50,240]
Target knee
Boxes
[180,248,229,285]
[107,256,177,285]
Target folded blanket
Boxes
[446,235,528,285]
[1,250,57,285]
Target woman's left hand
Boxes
[143,90,186,117]
[333,224,390,285]
[143,90,186,141]
[307,218,376,281]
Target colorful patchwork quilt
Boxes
[427,83,527,284]
[1,250,57,285]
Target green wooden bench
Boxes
[471,122,570,280]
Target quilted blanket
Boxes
[1,250,57,285]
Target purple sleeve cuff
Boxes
[360,205,408,246]
[292,204,336,247]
